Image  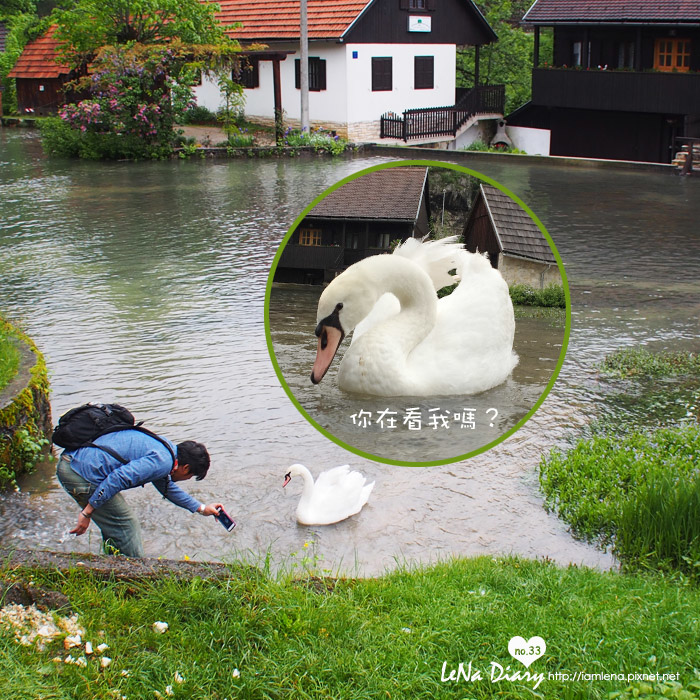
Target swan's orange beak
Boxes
[311,325,344,384]
[283,472,291,488]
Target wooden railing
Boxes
[380,85,505,141]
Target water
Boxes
[1,129,698,574]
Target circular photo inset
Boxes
[265,161,569,466]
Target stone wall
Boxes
[0,320,52,489]
[498,254,562,289]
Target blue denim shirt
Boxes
[67,430,202,513]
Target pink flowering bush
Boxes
[41,44,196,159]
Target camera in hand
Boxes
[216,507,236,532]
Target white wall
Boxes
[507,125,551,156]
[193,42,348,124]
[192,41,456,130]
[344,43,455,124]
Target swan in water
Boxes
[283,463,374,525]
[311,237,517,396]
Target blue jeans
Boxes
[56,454,145,558]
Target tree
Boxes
[41,0,245,158]
[51,0,229,62]
[458,0,552,114]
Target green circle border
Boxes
[264,159,571,467]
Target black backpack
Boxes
[52,403,175,466]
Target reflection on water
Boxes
[269,284,565,464]
[1,130,698,574]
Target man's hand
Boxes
[70,505,94,536]
[199,502,225,517]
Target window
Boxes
[571,40,591,68]
[617,41,635,69]
[414,55,434,89]
[372,57,393,91]
[298,228,322,246]
[376,233,391,249]
[233,58,259,89]
[399,0,436,9]
[295,57,327,91]
[654,38,691,72]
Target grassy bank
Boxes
[1,556,699,699]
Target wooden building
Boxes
[463,184,560,289]
[7,26,76,115]
[276,167,430,284]
[509,0,700,163]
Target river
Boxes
[1,129,698,574]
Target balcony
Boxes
[532,68,700,115]
[277,244,344,270]
[380,85,505,141]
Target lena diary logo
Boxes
[441,636,547,690]
[508,635,547,667]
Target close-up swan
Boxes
[311,237,518,396]
[283,463,375,526]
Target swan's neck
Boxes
[358,255,437,349]
[296,467,316,508]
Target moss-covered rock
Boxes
[0,317,51,489]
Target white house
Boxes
[195,0,500,143]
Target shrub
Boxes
[283,127,348,155]
[43,44,199,160]
[510,283,565,308]
[183,104,218,124]
[461,139,526,154]
[226,126,254,147]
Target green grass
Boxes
[1,556,700,699]
[601,348,700,379]
[0,328,21,392]
[540,425,700,575]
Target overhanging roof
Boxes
[307,167,428,222]
[524,0,700,25]
[479,184,556,263]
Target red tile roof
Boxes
[214,0,372,41]
[524,0,700,23]
[7,26,71,79]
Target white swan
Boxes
[311,237,517,396]
[282,463,374,525]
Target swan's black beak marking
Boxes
[283,472,291,488]
[311,303,345,385]
[314,302,344,338]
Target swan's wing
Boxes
[407,250,518,394]
[351,293,400,344]
[393,236,462,291]
[304,467,374,524]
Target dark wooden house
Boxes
[276,167,430,284]
[509,0,700,163]
[7,26,76,115]
[463,184,560,288]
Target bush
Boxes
[183,104,218,124]
[40,117,171,160]
[461,139,525,154]
[283,127,349,155]
[510,283,565,308]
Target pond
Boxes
[1,129,698,574]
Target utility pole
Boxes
[300,0,310,132]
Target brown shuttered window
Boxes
[294,57,327,91]
[372,57,393,91]
[414,55,434,89]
